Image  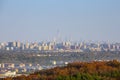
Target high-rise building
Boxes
[25,42,30,49]
[16,41,21,48]
[13,41,17,47]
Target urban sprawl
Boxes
[0,41,120,52]
[0,41,120,78]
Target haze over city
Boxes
[1,1,120,79]
[0,0,120,42]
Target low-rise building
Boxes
[0,71,16,77]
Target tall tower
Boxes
[56,29,60,43]
[54,29,61,43]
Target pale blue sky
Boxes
[0,0,120,42]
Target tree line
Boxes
[2,60,120,80]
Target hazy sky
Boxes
[0,0,120,42]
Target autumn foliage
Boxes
[3,60,120,80]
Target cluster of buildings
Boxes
[0,63,41,77]
[0,63,46,78]
[0,61,68,78]
[0,41,120,52]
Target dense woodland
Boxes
[0,51,120,64]
[2,60,120,80]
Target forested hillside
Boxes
[3,60,120,80]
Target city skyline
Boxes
[0,41,120,52]
[0,0,120,42]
